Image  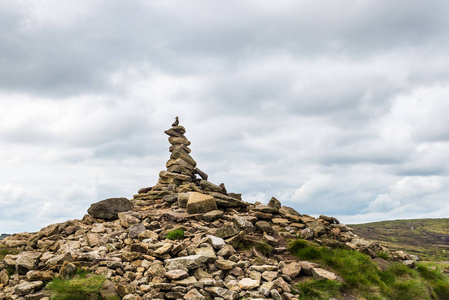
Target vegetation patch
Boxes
[46,268,108,300]
[237,239,253,251]
[0,248,19,261]
[166,228,185,240]
[255,242,273,257]
[350,218,449,261]
[289,239,449,299]
[295,279,342,299]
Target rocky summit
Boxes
[0,118,415,300]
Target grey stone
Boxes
[238,278,260,290]
[59,261,76,280]
[231,216,255,233]
[255,221,273,234]
[206,235,226,250]
[215,259,237,270]
[311,268,337,280]
[14,281,43,296]
[165,255,212,271]
[270,289,282,300]
[307,221,326,236]
[170,147,196,168]
[281,262,302,278]
[16,254,37,275]
[403,260,416,268]
[215,224,239,238]
[178,193,191,208]
[129,223,146,239]
[210,192,247,208]
[199,180,224,193]
[184,288,207,300]
[205,286,238,300]
[267,197,281,210]
[165,269,189,280]
[203,210,224,222]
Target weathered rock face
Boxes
[0,118,416,300]
[87,197,133,220]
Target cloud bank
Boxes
[1,0,449,233]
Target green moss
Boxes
[255,242,273,257]
[377,251,390,260]
[166,228,185,240]
[6,265,15,276]
[237,240,252,251]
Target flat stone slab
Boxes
[165,255,212,271]
[159,171,191,181]
[312,268,337,280]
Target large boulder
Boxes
[186,193,217,214]
[87,197,133,220]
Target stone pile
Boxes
[0,119,416,300]
[132,118,247,213]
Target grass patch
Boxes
[166,228,185,240]
[255,242,273,257]
[46,268,107,300]
[377,250,390,260]
[295,279,342,299]
[289,239,449,299]
[0,248,19,260]
[237,240,252,251]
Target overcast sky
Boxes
[1,0,449,234]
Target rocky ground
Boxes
[0,119,415,300]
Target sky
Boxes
[1,0,449,234]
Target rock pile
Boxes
[0,119,415,300]
[132,118,246,213]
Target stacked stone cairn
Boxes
[132,117,247,214]
[0,119,419,300]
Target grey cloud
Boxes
[2,0,449,98]
[2,1,449,233]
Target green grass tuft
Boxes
[166,228,185,240]
[0,248,20,261]
[377,250,390,260]
[295,279,342,299]
[289,239,449,299]
[47,268,106,300]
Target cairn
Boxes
[132,118,246,211]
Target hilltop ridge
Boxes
[350,218,449,261]
[0,119,434,299]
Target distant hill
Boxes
[0,234,10,241]
[350,218,449,261]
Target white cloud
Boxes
[1,1,449,232]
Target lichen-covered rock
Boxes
[14,281,43,296]
[59,261,76,280]
[164,255,211,271]
[16,253,37,275]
